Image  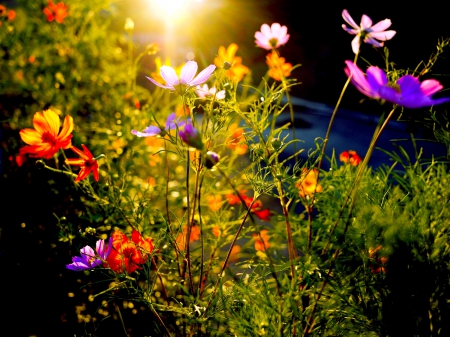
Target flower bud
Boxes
[271,138,282,151]
[203,151,220,169]
[179,123,204,150]
[223,61,232,70]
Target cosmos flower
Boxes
[345,61,450,109]
[266,51,293,81]
[339,150,362,166]
[342,9,396,54]
[225,191,272,221]
[296,168,323,198]
[65,145,100,182]
[19,109,73,159]
[195,84,225,100]
[43,1,69,24]
[131,112,188,137]
[146,60,216,95]
[176,225,201,251]
[179,123,204,150]
[255,23,290,50]
[150,57,184,85]
[66,238,112,271]
[226,123,248,155]
[253,230,270,251]
[214,43,249,82]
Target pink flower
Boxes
[345,61,450,109]
[195,84,225,100]
[342,9,396,54]
[146,60,216,95]
[66,238,112,271]
[254,23,290,50]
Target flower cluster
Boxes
[340,150,362,166]
[43,1,69,24]
[296,168,323,198]
[226,191,272,221]
[0,4,16,26]
[66,238,112,271]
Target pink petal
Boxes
[345,60,373,97]
[420,79,443,96]
[278,34,290,46]
[255,31,270,46]
[190,65,216,86]
[271,23,282,37]
[360,14,373,30]
[146,76,172,89]
[160,66,180,86]
[351,35,361,54]
[180,61,198,84]
[342,9,359,30]
[368,30,396,41]
[342,24,358,35]
[256,39,272,50]
[370,19,392,32]
[366,66,388,88]
[260,23,272,37]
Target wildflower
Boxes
[255,23,290,50]
[146,60,216,95]
[296,168,323,198]
[214,43,249,82]
[66,238,112,271]
[65,145,100,182]
[212,226,222,237]
[150,57,184,85]
[195,84,225,100]
[225,191,272,221]
[266,51,293,81]
[179,123,204,150]
[253,230,270,251]
[19,109,73,159]
[43,1,69,24]
[132,112,188,137]
[176,225,201,251]
[369,246,388,274]
[344,61,450,109]
[342,9,396,54]
[105,230,154,274]
[226,123,248,155]
[208,195,223,212]
[339,150,362,166]
[203,151,220,169]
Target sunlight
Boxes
[153,0,188,16]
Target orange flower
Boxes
[266,51,292,81]
[19,109,73,159]
[253,230,270,251]
[226,123,248,155]
[296,168,323,198]
[369,246,388,274]
[339,150,362,166]
[208,195,223,212]
[65,145,100,182]
[176,225,201,251]
[212,226,222,238]
[225,191,272,221]
[43,1,68,24]
[214,43,249,82]
[105,230,154,274]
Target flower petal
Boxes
[131,125,161,137]
[180,61,198,84]
[368,30,396,41]
[32,112,50,135]
[351,35,361,54]
[360,14,373,30]
[342,9,359,30]
[369,19,392,32]
[58,115,74,143]
[42,109,61,137]
[420,79,443,96]
[146,76,173,89]
[20,129,43,145]
[160,66,180,86]
[189,65,216,86]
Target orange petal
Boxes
[42,109,61,137]
[32,112,50,135]
[70,145,89,160]
[20,129,43,145]
[65,158,85,166]
[58,115,74,142]
[75,166,89,182]
[81,144,94,159]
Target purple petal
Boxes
[160,66,180,86]
[368,30,396,41]
[189,65,216,86]
[364,37,383,48]
[342,9,359,30]
[165,112,178,130]
[360,14,373,30]
[397,75,422,97]
[146,76,173,90]
[366,66,388,89]
[345,60,375,98]
[369,19,392,32]
[180,61,198,84]
[132,125,161,137]
[420,79,443,96]
[96,237,112,260]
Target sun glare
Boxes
[153,0,188,16]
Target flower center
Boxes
[41,132,58,146]
[269,38,279,48]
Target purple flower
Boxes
[66,238,112,271]
[131,112,189,137]
[345,61,450,109]
[146,60,216,95]
[179,123,203,150]
[254,23,290,50]
[342,9,396,54]
[203,151,220,169]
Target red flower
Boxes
[253,230,270,251]
[65,145,100,182]
[225,191,272,221]
[105,230,154,274]
[339,150,362,166]
[43,1,68,24]
[19,109,73,159]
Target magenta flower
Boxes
[131,112,189,137]
[255,23,290,50]
[342,9,396,54]
[345,61,450,109]
[66,238,112,271]
[179,123,204,150]
[203,151,220,169]
[195,84,226,100]
[146,60,216,95]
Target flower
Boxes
[340,150,362,166]
[43,1,69,24]
[345,61,450,109]
[150,57,184,85]
[226,123,248,155]
[19,109,73,159]
[66,238,112,271]
[179,123,204,150]
[255,23,290,50]
[176,225,201,251]
[214,43,249,82]
[131,112,188,137]
[369,246,388,274]
[203,151,220,169]
[195,84,226,100]
[296,168,323,198]
[342,9,396,54]
[225,191,272,221]
[146,60,216,95]
[253,230,270,251]
[208,195,223,212]
[266,51,293,81]
[105,230,154,274]
[65,145,100,182]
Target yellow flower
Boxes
[295,168,323,198]
[214,43,249,82]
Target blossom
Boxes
[19,109,73,159]
[345,61,450,109]
[369,246,388,274]
[342,9,396,54]
[195,84,225,100]
[266,51,292,81]
[0,5,15,23]
[203,151,220,169]
[131,112,188,137]
[339,150,362,166]
[253,230,270,251]
[225,191,272,221]
[226,123,248,155]
[179,123,204,150]
[105,230,154,274]
[208,195,223,212]
[255,23,290,50]
[150,57,184,85]
[214,43,249,82]
[146,60,216,95]
[296,168,323,198]
[176,225,201,251]
[65,145,100,182]
[43,1,69,24]
[66,238,112,271]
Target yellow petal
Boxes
[32,112,50,135]
[58,115,74,142]
[42,109,61,137]
[20,129,43,145]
